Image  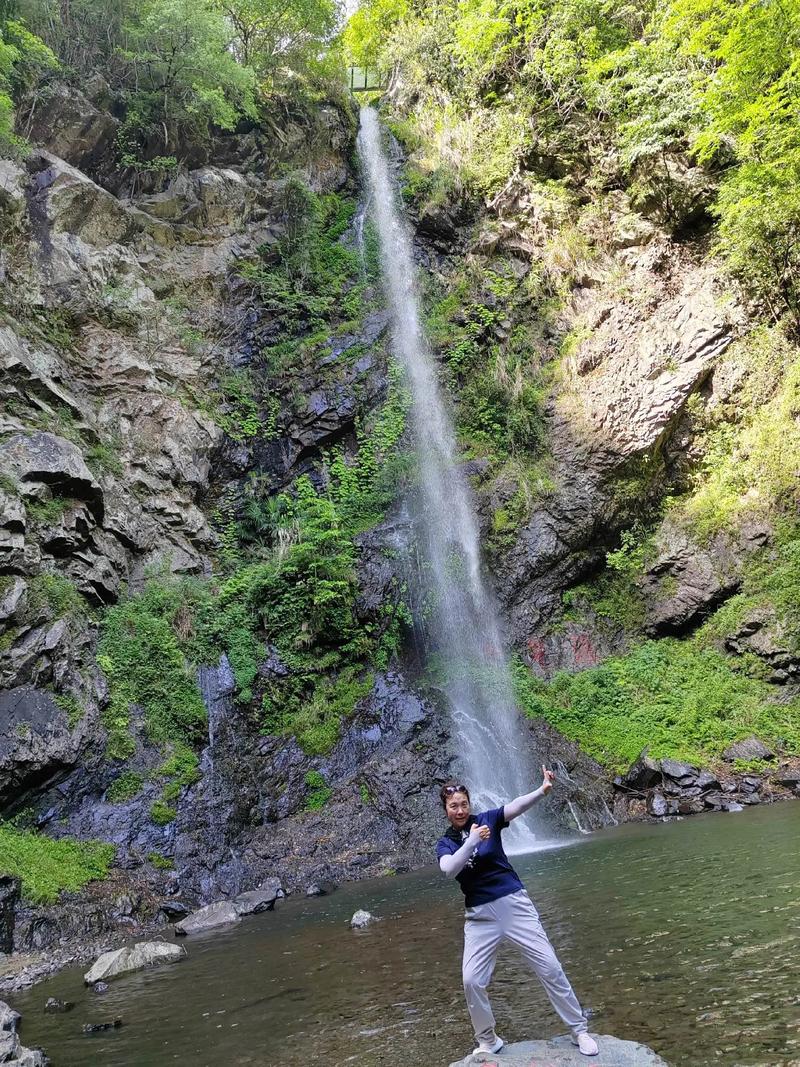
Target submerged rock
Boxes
[82,1018,123,1033]
[448,1034,669,1066]
[43,998,73,1013]
[84,941,185,984]
[350,910,376,929]
[174,901,240,935]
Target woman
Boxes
[436,771,599,1058]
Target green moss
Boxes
[52,692,84,728]
[514,640,800,772]
[0,824,115,904]
[106,771,144,803]
[150,800,177,826]
[304,770,332,810]
[147,851,174,870]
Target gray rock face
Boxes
[174,901,241,935]
[0,879,18,956]
[0,687,90,812]
[448,1034,669,1066]
[0,999,49,1066]
[83,941,185,984]
[25,83,119,175]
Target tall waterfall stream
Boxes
[357,107,538,847]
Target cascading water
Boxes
[357,107,539,850]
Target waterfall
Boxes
[357,107,539,850]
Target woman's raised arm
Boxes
[503,766,556,822]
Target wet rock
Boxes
[739,776,762,795]
[617,752,662,792]
[0,999,49,1065]
[157,901,190,922]
[91,982,109,995]
[677,798,705,815]
[0,879,18,956]
[660,759,699,786]
[725,802,744,813]
[773,769,800,788]
[350,910,376,929]
[232,881,283,916]
[448,1033,670,1066]
[646,791,677,818]
[43,998,73,1013]
[174,901,240,935]
[722,738,775,762]
[84,941,185,984]
[695,770,721,792]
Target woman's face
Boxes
[445,791,471,829]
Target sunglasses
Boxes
[443,784,468,795]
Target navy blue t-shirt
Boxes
[436,806,524,907]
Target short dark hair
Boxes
[440,782,470,808]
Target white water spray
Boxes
[357,107,539,849]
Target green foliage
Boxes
[304,769,332,810]
[147,850,174,869]
[99,580,208,759]
[150,799,177,825]
[0,823,114,904]
[25,494,69,525]
[213,369,263,442]
[221,0,340,78]
[52,692,84,727]
[678,327,800,538]
[359,781,373,805]
[514,639,800,771]
[0,17,57,149]
[156,742,201,801]
[562,526,655,632]
[26,572,84,621]
[106,770,144,803]
[241,184,361,334]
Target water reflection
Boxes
[10,804,800,1066]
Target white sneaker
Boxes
[471,1034,505,1055]
[572,1032,599,1056]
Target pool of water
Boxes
[10,803,800,1066]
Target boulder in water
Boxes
[82,1018,123,1033]
[0,999,49,1065]
[43,998,74,1013]
[84,941,185,984]
[175,901,240,935]
[350,910,376,929]
[233,880,283,916]
[448,1034,670,1066]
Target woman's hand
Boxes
[469,822,491,842]
[541,764,556,794]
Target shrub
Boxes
[0,824,114,904]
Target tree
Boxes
[219,0,340,78]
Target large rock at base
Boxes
[83,941,185,984]
[232,880,283,916]
[174,901,240,935]
[0,999,49,1065]
[448,1034,670,1066]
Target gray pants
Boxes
[462,889,588,1044]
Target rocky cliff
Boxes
[1,64,798,975]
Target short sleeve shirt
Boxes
[435,806,524,907]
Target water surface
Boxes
[11,804,800,1066]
